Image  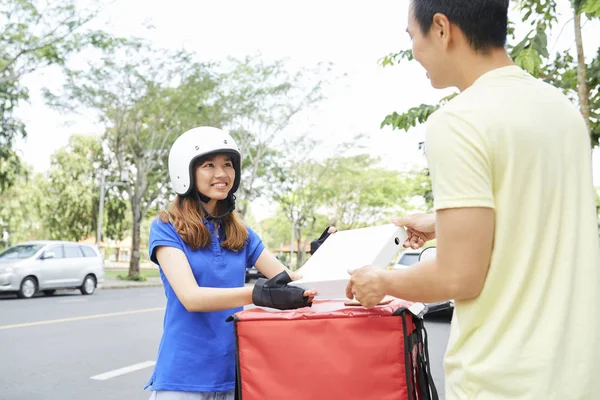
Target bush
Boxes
[117,274,147,282]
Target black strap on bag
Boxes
[413,317,439,400]
[395,305,439,400]
[232,315,242,400]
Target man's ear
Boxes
[432,12,452,49]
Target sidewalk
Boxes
[104,261,156,270]
[100,277,163,290]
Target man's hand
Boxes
[345,266,387,308]
[393,213,436,249]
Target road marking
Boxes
[0,307,164,330]
[90,361,156,381]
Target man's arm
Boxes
[347,110,496,307]
[383,207,494,302]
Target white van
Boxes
[0,241,105,298]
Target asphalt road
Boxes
[0,287,451,400]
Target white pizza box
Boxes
[288,224,407,298]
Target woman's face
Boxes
[194,154,236,201]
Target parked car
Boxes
[245,266,264,283]
[0,241,105,299]
[393,249,422,268]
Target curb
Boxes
[100,282,163,290]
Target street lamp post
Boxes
[96,174,106,245]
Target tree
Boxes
[0,166,46,249]
[572,0,600,135]
[218,55,331,216]
[259,209,331,267]
[269,137,423,267]
[379,1,600,146]
[46,43,226,278]
[402,168,434,213]
[596,187,600,231]
[269,137,331,268]
[318,155,418,229]
[39,134,127,242]
[0,0,115,194]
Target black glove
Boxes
[252,271,312,310]
[309,226,334,255]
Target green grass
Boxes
[104,269,161,281]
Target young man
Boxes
[346,1,600,399]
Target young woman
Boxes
[145,126,316,400]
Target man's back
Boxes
[427,66,600,399]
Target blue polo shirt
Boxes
[144,217,265,392]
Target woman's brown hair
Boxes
[158,195,248,251]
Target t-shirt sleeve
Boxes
[148,217,185,265]
[246,226,266,267]
[425,110,495,211]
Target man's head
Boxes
[407,0,510,89]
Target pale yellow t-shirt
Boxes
[425,65,600,400]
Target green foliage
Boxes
[219,55,330,214]
[268,137,329,266]
[0,147,23,193]
[117,274,147,282]
[381,94,457,131]
[516,0,558,31]
[381,104,440,132]
[318,155,417,228]
[404,168,434,212]
[380,1,599,146]
[0,166,47,249]
[103,192,129,242]
[511,28,547,75]
[588,51,600,146]
[542,48,600,146]
[260,210,331,252]
[39,134,127,242]
[267,134,430,267]
[378,50,414,67]
[46,42,237,274]
[577,0,600,17]
[47,44,220,201]
[0,0,116,194]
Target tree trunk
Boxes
[301,216,317,262]
[573,4,591,135]
[128,165,143,279]
[237,191,249,217]
[237,158,261,217]
[128,199,142,278]
[295,224,304,267]
[296,237,304,267]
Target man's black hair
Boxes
[412,0,510,52]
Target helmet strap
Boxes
[194,190,236,221]
[197,191,211,203]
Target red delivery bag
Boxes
[228,299,439,400]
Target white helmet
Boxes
[168,126,241,197]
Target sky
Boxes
[13,0,600,220]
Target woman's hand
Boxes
[288,271,317,302]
